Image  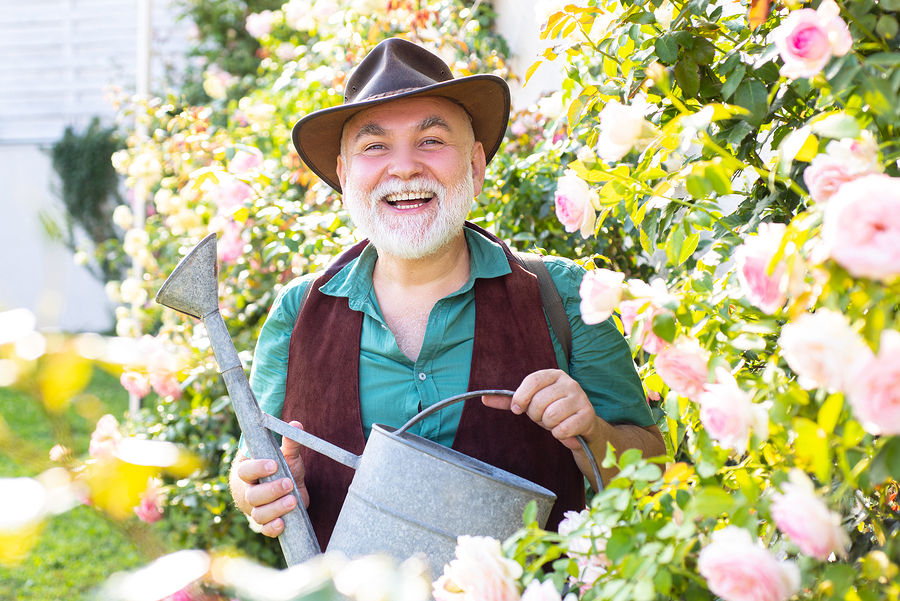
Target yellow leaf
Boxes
[747,0,771,30]
[83,458,158,521]
[525,60,543,86]
[38,352,92,412]
[793,417,832,482]
[0,521,44,566]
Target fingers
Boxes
[512,370,597,442]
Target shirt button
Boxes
[418,373,427,381]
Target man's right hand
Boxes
[229,420,310,538]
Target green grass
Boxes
[0,369,145,601]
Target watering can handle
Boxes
[395,389,605,493]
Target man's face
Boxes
[336,96,486,260]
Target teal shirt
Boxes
[247,228,653,450]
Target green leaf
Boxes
[810,112,862,139]
[734,79,768,126]
[652,312,677,342]
[655,34,679,63]
[666,226,685,267]
[686,36,716,65]
[876,15,899,38]
[672,31,694,48]
[721,63,745,100]
[794,417,832,482]
[522,499,538,526]
[606,528,636,563]
[869,437,900,484]
[674,58,700,97]
[686,487,735,518]
[679,233,701,264]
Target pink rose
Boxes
[245,10,274,39]
[135,478,164,524]
[520,579,564,601]
[598,98,651,160]
[778,308,871,392]
[229,147,264,174]
[617,299,643,334]
[654,337,710,400]
[150,372,182,400]
[433,536,522,601]
[212,181,253,211]
[804,132,881,203]
[772,0,852,80]
[215,219,246,264]
[845,329,900,435]
[618,279,673,354]
[734,223,788,314]
[697,368,768,454]
[770,469,849,560]
[89,415,122,460]
[698,526,800,601]
[579,269,625,325]
[554,170,596,238]
[821,174,900,281]
[120,371,151,398]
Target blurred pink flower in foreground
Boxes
[558,509,609,594]
[654,337,710,400]
[554,169,597,239]
[698,526,800,601]
[121,371,151,399]
[49,444,72,462]
[212,180,253,211]
[89,415,122,460]
[778,308,870,392]
[135,478,164,524]
[245,11,274,39]
[579,269,625,325]
[520,579,568,601]
[734,223,788,314]
[770,469,848,560]
[697,368,768,454]
[433,535,522,601]
[803,132,881,203]
[228,147,264,174]
[821,173,900,282]
[139,335,184,400]
[772,0,852,79]
[845,328,900,435]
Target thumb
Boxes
[281,420,304,457]
[481,394,513,410]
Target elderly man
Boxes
[230,37,665,550]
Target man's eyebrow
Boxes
[416,116,451,132]
[353,122,387,141]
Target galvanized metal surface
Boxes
[328,422,556,575]
[156,233,320,566]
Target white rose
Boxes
[112,204,134,230]
[597,98,653,161]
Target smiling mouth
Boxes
[384,191,436,210]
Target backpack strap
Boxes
[513,251,573,369]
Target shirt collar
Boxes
[320,226,512,310]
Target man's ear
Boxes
[471,141,486,197]
[336,154,345,190]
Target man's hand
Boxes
[482,369,597,450]
[229,420,310,538]
[483,370,666,491]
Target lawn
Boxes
[0,368,145,601]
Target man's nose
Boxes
[386,144,425,180]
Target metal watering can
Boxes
[156,233,602,573]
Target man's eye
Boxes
[422,138,443,146]
[364,143,386,151]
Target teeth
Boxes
[394,202,426,210]
[385,192,433,203]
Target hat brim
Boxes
[291,74,510,193]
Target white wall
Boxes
[493,0,566,109]
[0,0,190,332]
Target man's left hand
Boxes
[482,369,598,451]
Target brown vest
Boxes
[283,223,585,550]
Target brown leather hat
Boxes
[291,37,511,193]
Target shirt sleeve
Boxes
[543,257,655,427]
[239,275,313,454]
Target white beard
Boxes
[342,167,474,260]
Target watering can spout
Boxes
[155,233,219,318]
[156,233,322,566]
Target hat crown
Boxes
[345,38,453,104]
